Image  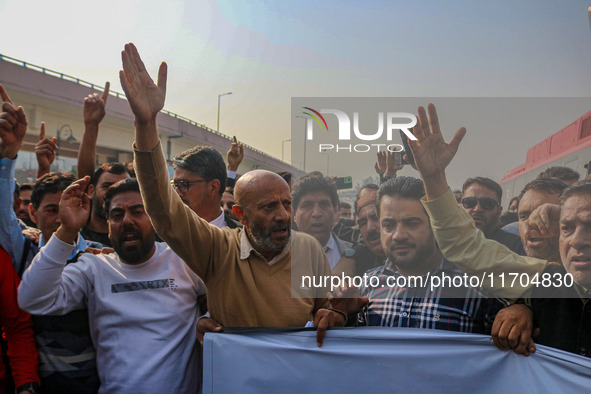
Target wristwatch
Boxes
[16,382,40,394]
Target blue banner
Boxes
[203,327,591,393]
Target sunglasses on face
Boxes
[170,179,209,194]
[460,197,499,210]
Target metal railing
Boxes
[0,53,287,164]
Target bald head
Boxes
[235,170,289,209]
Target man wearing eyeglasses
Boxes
[171,145,241,229]
[460,177,525,255]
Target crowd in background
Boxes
[1,44,590,393]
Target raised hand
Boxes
[84,82,110,125]
[409,104,466,179]
[374,151,387,175]
[119,43,167,124]
[35,122,58,177]
[0,85,28,159]
[384,151,403,176]
[57,176,91,240]
[227,136,244,172]
[527,203,561,237]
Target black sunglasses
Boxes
[461,197,499,210]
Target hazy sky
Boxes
[2,0,591,187]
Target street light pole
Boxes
[295,115,306,172]
[217,92,232,132]
[282,139,291,162]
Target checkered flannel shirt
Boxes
[359,259,509,334]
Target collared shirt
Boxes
[39,234,91,262]
[323,233,342,270]
[239,231,294,266]
[209,210,226,229]
[359,259,508,334]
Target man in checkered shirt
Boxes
[359,176,507,333]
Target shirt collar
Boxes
[382,258,449,277]
[323,233,337,252]
[239,229,294,265]
[209,209,226,229]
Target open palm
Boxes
[409,104,466,179]
[120,43,167,122]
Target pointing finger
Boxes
[40,122,46,140]
[0,85,14,105]
[101,81,110,103]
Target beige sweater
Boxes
[134,143,330,327]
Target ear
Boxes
[88,184,96,198]
[210,179,221,198]
[29,203,38,225]
[233,205,247,225]
[13,197,22,212]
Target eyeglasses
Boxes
[460,197,499,210]
[170,179,210,193]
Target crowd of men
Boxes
[0,43,590,393]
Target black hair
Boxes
[537,166,580,182]
[103,178,141,214]
[173,146,226,197]
[377,176,425,216]
[291,171,339,212]
[518,178,568,201]
[89,162,130,187]
[277,171,292,185]
[462,177,502,202]
[560,180,591,205]
[31,172,76,209]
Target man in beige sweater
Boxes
[120,43,349,346]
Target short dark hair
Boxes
[104,178,141,214]
[355,183,379,214]
[377,176,425,216]
[560,180,591,205]
[173,146,226,197]
[518,178,568,201]
[462,177,502,202]
[19,183,33,192]
[277,171,292,185]
[508,196,519,206]
[537,166,580,182]
[89,162,130,187]
[340,202,351,210]
[292,171,339,212]
[31,172,76,209]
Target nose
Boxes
[279,204,291,222]
[311,203,323,217]
[472,202,484,213]
[122,211,135,226]
[392,223,409,241]
[570,226,591,250]
[368,217,379,233]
